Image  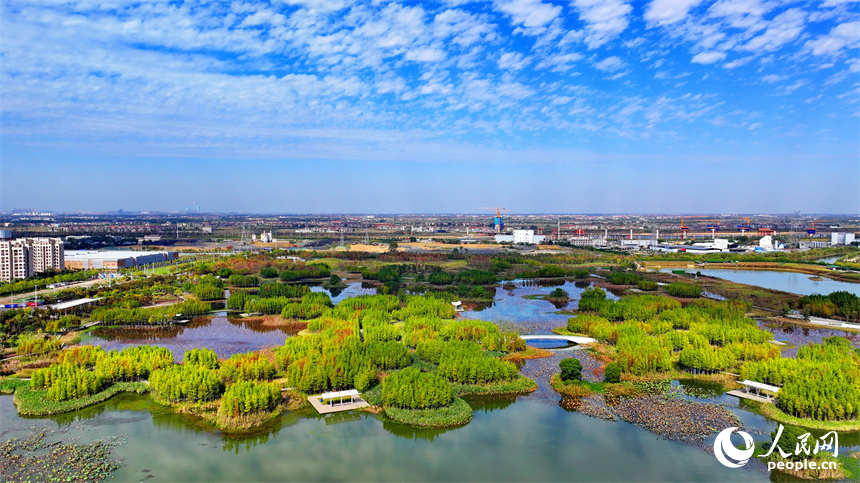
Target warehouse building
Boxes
[64,250,179,270]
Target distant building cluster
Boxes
[64,250,179,270]
[831,232,855,246]
[0,237,64,282]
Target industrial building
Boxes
[0,237,65,282]
[831,232,856,246]
[495,229,546,244]
[64,250,179,270]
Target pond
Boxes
[84,315,295,362]
[460,279,618,334]
[659,268,860,296]
[309,281,377,304]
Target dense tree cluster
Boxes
[577,287,608,312]
[228,274,260,287]
[456,269,497,285]
[799,291,860,321]
[184,348,219,369]
[32,362,102,401]
[220,352,276,383]
[16,336,62,355]
[32,345,171,401]
[44,315,81,333]
[382,367,453,409]
[607,272,642,285]
[666,282,702,298]
[279,264,330,281]
[150,364,224,403]
[571,295,775,377]
[559,358,583,382]
[259,267,279,278]
[258,283,309,299]
[741,342,860,421]
[219,380,281,417]
[281,292,334,320]
[438,354,517,384]
[0,270,98,296]
[244,296,295,315]
[90,300,210,325]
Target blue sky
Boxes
[1,0,858,214]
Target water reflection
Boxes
[310,282,377,304]
[461,279,617,334]
[380,418,458,442]
[87,316,293,361]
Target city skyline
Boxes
[1,1,858,214]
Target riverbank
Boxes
[747,400,860,432]
[384,397,473,427]
[13,381,149,416]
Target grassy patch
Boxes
[748,400,860,431]
[452,375,537,397]
[384,397,472,428]
[0,377,28,394]
[550,374,605,398]
[502,346,554,363]
[14,381,149,416]
[215,406,285,432]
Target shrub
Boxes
[559,358,583,382]
[637,280,658,291]
[667,282,702,298]
[259,267,279,278]
[603,362,622,383]
[607,272,641,285]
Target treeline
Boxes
[0,270,98,296]
[90,299,210,325]
[281,292,334,320]
[799,291,860,321]
[228,274,259,287]
[32,346,172,401]
[279,264,330,281]
[571,294,775,376]
[16,335,63,356]
[219,381,281,417]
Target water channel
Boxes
[5,280,860,481]
[659,268,860,296]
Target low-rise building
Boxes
[64,250,178,270]
[495,229,546,244]
[831,232,856,246]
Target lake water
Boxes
[85,315,295,362]
[7,279,859,482]
[660,268,860,296]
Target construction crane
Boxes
[680,217,690,238]
[480,207,506,234]
[737,217,751,235]
[807,219,833,236]
[702,220,721,238]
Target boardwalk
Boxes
[520,334,597,345]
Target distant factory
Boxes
[495,229,546,244]
[64,250,179,270]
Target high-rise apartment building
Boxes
[0,237,65,282]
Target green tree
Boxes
[559,358,583,382]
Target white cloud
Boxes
[691,51,727,64]
[805,21,860,56]
[593,56,625,72]
[405,48,446,62]
[644,0,704,26]
[741,8,806,52]
[495,0,561,29]
[761,74,787,83]
[572,0,632,49]
[498,51,530,70]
